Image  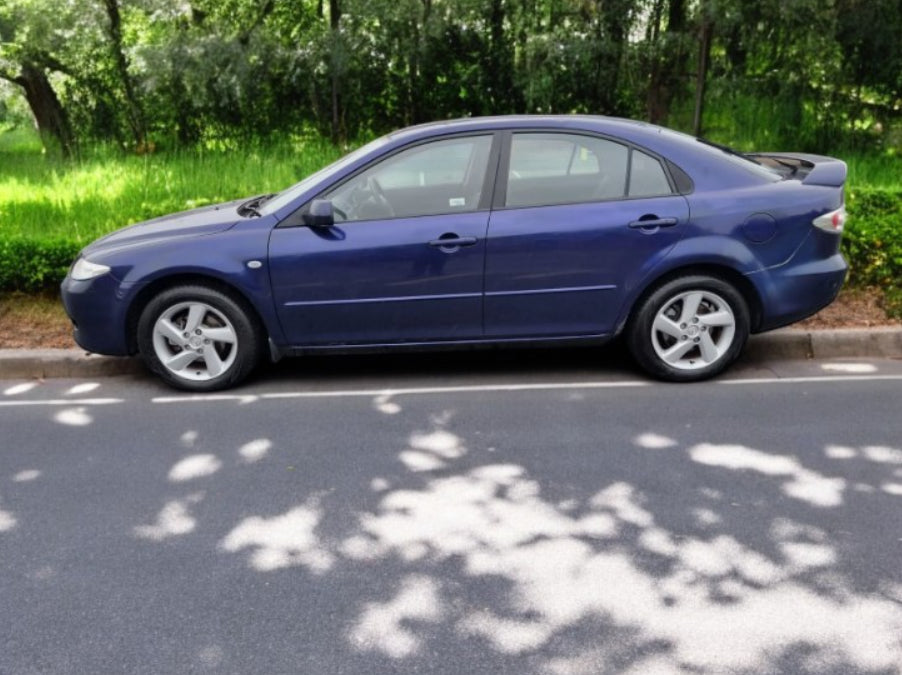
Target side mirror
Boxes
[303,199,334,228]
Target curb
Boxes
[1,328,900,380]
[0,349,144,380]
[742,327,902,362]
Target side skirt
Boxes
[280,333,615,357]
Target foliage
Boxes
[841,189,902,313]
[0,134,342,241]
[1,0,900,152]
[0,236,77,292]
[1,0,900,310]
[0,134,899,316]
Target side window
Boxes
[506,133,629,208]
[628,150,673,197]
[326,135,493,222]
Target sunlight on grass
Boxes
[0,129,344,243]
[2,124,897,249]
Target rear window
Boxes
[629,150,672,197]
[694,138,782,182]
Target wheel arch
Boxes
[622,264,764,334]
[125,274,269,355]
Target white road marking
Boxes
[1,374,901,408]
[719,374,902,385]
[152,374,902,404]
[0,398,123,407]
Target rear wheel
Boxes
[627,275,749,382]
[137,285,262,391]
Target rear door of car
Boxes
[484,130,689,338]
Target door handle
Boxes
[428,236,478,248]
[628,216,678,229]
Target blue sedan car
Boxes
[61,116,848,390]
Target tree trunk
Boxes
[487,0,516,113]
[104,0,146,148]
[692,19,714,137]
[329,0,344,144]
[7,62,76,158]
[646,0,686,124]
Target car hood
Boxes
[82,198,247,257]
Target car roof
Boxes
[388,115,668,144]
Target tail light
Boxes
[813,206,846,233]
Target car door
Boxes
[484,131,689,338]
[268,134,498,345]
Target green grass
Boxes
[0,123,899,246]
[0,130,344,244]
[844,154,902,190]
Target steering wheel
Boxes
[366,176,394,217]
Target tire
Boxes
[137,285,262,391]
[627,275,750,382]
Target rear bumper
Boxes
[749,251,847,333]
[60,274,133,356]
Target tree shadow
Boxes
[1,375,900,673]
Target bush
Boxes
[842,188,902,314]
[0,237,80,293]
[0,189,899,318]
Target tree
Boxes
[645,0,689,124]
[0,0,84,155]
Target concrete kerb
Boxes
[0,349,144,380]
[0,328,900,380]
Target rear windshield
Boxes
[654,126,782,183]
[694,138,782,182]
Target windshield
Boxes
[258,135,391,216]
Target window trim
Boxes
[493,129,685,211]
[281,131,502,227]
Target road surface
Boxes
[2,350,901,674]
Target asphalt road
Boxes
[2,350,902,674]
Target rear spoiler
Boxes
[747,152,847,188]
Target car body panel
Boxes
[62,217,286,355]
[268,212,489,344]
[484,195,689,337]
[82,198,245,258]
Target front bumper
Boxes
[60,273,133,355]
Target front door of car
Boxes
[484,132,689,338]
[268,134,497,345]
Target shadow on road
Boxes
[1,370,901,673]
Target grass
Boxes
[0,129,344,244]
[0,121,899,247]
[669,92,902,189]
[844,154,902,190]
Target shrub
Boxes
[841,188,902,311]
[0,237,80,293]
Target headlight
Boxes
[70,258,111,281]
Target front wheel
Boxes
[137,285,262,391]
[627,275,750,382]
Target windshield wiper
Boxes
[237,194,274,218]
